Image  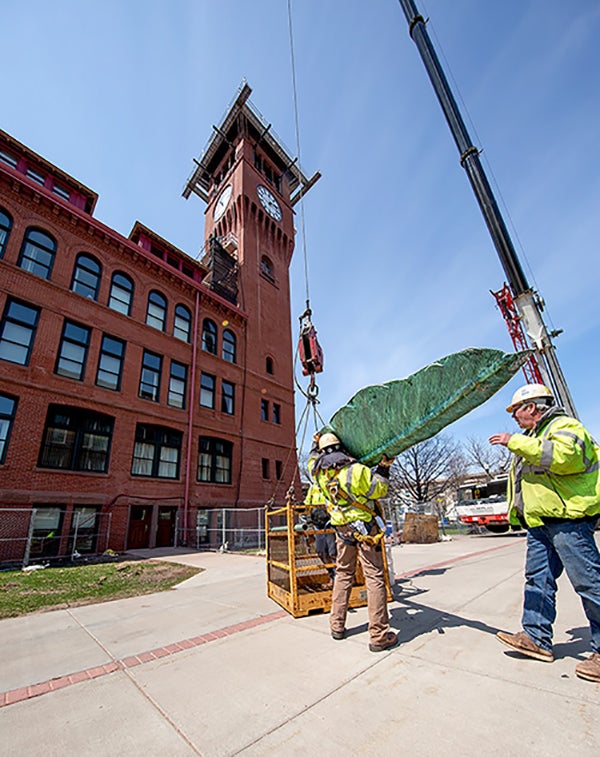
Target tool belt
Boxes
[334,519,383,547]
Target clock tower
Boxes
[184,83,320,507]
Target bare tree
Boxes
[387,434,465,505]
[463,435,510,477]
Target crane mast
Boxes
[397,0,577,417]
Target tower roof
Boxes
[183,82,319,205]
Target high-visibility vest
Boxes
[506,411,600,528]
[308,459,388,527]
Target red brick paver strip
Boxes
[395,539,521,581]
[0,609,286,709]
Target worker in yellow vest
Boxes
[490,383,600,683]
[303,483,336,583]
[308,432,398,652]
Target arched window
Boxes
[260,255,274,281]
[146,290,167,331]
[18,227,57,279]
[266,356,274,375]
[108,271,133,315]
[108,272,134,316]
[174,304,192,343]
[0,207,12,259]
[222,329,236,363]
[71,253,102,300]
[202,318,217,354]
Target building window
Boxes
[262,458,270,479]
[197,437,232,484]
[0,392,18,464]
[139,350,162,402]
[265,356,274,375]
[53,184,71,201]
[96,335,126,391]
[174,304,191,342]
[38,405,114,472]
[0,149,17,168]
[146,290,167,331]
[71,253,102,300]
[18,228,57,280]
[275,460,283,480]
[0,299,40,366]
[273,403,281,425]
[55,320,91,381]
[26,167,45,185]
[200,372,216,409]
[261,399,269,421]
[68,507,99,554]
[30,506,64,558]
[222,329,237,363]
[260,255,274,281]
[131,424,181,479]
[0,207,12,258]
[108,272,134,316]
[202,318,217,354]
[221,380,235,415]
[168,361,187,409]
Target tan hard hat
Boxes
[318,432,341,450]
[506,384,554,413]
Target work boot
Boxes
[331,629,345,641]
[575,653,600,683]
[496,630,554,662]
[369,631,398,653]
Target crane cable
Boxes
[287,0,311,308]
[255,0,326,511]
[287,0,324,418]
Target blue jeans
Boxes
[522,519,600,653]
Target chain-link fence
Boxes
[178,507,266,552]
[0,508,112,569]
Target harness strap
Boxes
[317,469,384,545]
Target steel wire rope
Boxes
[287,0,311,308]
[267,343,327,506]
[421,2,560,333]
[287,0,327,451]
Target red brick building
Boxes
[0,83,319,559]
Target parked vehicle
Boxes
[455,477,520,534]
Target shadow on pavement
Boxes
[389,581,502,645]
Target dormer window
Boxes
[26,167,45,185]
[53,184,70,201]
[0,150,17,168]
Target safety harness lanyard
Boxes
[318,470,384,546]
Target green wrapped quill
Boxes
[324,348,529,465]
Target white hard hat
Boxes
[318,432,341,450]
[506,384,554,413]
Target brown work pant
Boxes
[330,531,390,645]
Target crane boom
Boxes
[397,0,577,417]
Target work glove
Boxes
[376,454,395,478]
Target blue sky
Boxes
[3,0,599,449]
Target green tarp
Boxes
[324,347,529,465]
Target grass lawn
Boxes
[0,560,200,619]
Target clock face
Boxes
[257,185,282,222]
[213,184,233,221]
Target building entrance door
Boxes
[156,507,176,547]
[128,506,151,549]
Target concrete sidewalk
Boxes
[1,534,599,756]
